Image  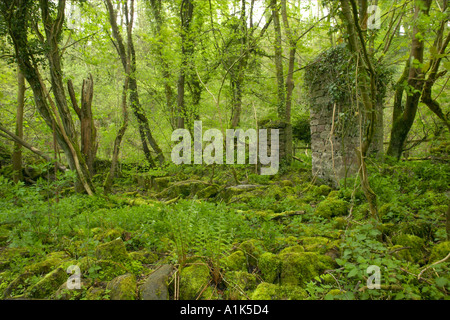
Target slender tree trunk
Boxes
[12,69,25,183]
[176,0,194,129]
[105,0,165,166]
[271,0,286,120]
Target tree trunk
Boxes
[271,0,286,120]
[12,69,25,183]
[105,0,165,166]
[386,0,432,160]
[176,0,194,129]
[4,0,95,195]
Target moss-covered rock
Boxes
[106,273,137,300]
[258,252,281,283]
[222,250,247,272]
[2,271,33,298]
[95,238,130,262]
[250,282,308,300]
[315,199,349,219]
[52,278,92,300]
[129,250,158,265]
[279,252,327,287]
[224,270,257,299]
[300,237,337,254]
[429,241,450,263]
[238,239,265,270]
[0,247,30,272]
[85,286,105,300]
[179,263,211,300]
[26,267,67,299]
[392,234,425,263]
[158,180,212,199]
[94,228,124,242]
[315,185,332,197]
[279,245,305,254]
[26,251,69,275]
[195,184,220,199]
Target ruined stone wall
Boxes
[305,45,388,187]
[308,87,359,187]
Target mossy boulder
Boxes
[222,250,247,272]
[0,247,30,272]
[279,251,328,287]
[2,271,33,298]
[392,234,425,263]
[238,239,265,270]
[26,267,67,299]
[158,180,211,199]
[195,184,220,199]
[95,238,130,262]
[106,273,137,300]
[52,278,92,300]
[220,184,267,202]
[79,257,128,281]
[315,199,349,219]
[129,250,158,265]
[429,241,450,263]
[258,252,281,283]
[315,185,332,197]
[85,286,105,300]
[26,251,69,275]
[300,237,337,254]
[94,228,124,242]
[279,245,305,254]
[250,282,308,300]
[179,263,211,300]
[224,270,257,299]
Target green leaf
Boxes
[348,268,359,278]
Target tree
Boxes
[105,0,165,166]
[0,0,95,195]
[12,69,25,183]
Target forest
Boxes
[0,0,449,302]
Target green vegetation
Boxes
[0,0,449,302]
[0,158,448,300]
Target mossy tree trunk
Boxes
[2,0,95,195]
[387,0,433,160]
[12,69,25,183]
[339,0,379,219]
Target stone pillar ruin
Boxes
[305,45,388,187]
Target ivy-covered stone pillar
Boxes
[305,45,390,187]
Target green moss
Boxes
[26,251,69,275]
[392,234,425,263]
[106,273,137,300]
[85,286,105,300]
[258,252,281,283]
[195,184,220,199]
[238,239,265,269]
[222,251,247,272]
[179,263,211,300]
[315,199,349,219]
[94,228,124,242]
[279,245,305,254]
[279,252,322,286]
[129,250,158,265]
[333,217,347,230]
[315,185,332,197]
[224,271,257,299]
[300,237,331,253]
[26,267,67,299]
[0,247,29,272]
[429,241,450,263]
[250,282,308,300]
[95,238,130,262]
